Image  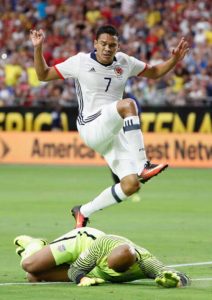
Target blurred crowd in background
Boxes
[0,0,212,108]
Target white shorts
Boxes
[77,102,138,179]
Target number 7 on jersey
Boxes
[104,77,112,92]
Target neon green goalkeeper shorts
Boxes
[49,227,105,265]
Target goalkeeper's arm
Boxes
[68,264,106,286]
[68,244,99,284]
[67,265,105,286]
[68,264,89,284]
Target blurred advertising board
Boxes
[0,132,211,168]
[0,106,211,133]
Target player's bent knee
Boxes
[22,258,36,273]
[121,176,140,196]
[129,181,140,195]
[117,98,137,117]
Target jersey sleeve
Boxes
[127,55,148,77]
[54,52,81,79]
[68,239,101,283]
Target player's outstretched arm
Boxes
[30,29,60,81]
[141,37,189,79]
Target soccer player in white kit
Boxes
[30,25,189,228]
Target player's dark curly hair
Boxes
[96,25,119,40]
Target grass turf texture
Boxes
[0,165,211,299]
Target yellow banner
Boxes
[0,132,211,168]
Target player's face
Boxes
[94,33,119,65]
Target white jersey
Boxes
[55,51,146,125]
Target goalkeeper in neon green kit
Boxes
[14,227,190,288]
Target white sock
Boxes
[80,183,128,217]
[123,116,147,172]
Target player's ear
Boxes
[94,39,98,49]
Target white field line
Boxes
[1,261,212,286]
[168,261,212,268]
[1,278,212,286]
[0,282,70,286]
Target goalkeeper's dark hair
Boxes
[96,25,119,40]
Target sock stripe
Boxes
[123,123,140,132]
[111,185,122,203]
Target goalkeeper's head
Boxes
[107,244,136,273]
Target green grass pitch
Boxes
[0,165,211,299]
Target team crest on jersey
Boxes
[114,66,123,77]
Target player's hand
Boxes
[171,37,189,62]
[30,29,45,47]
[78,277,105,287]
[155,270,180,288]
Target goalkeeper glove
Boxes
[155,270,181,288]
[78,277,105,287]
[155,270,190,288]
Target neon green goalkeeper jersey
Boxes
[68,234,165,283]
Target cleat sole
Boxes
[140,164,168,184]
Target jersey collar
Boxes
[90,51,117,67]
